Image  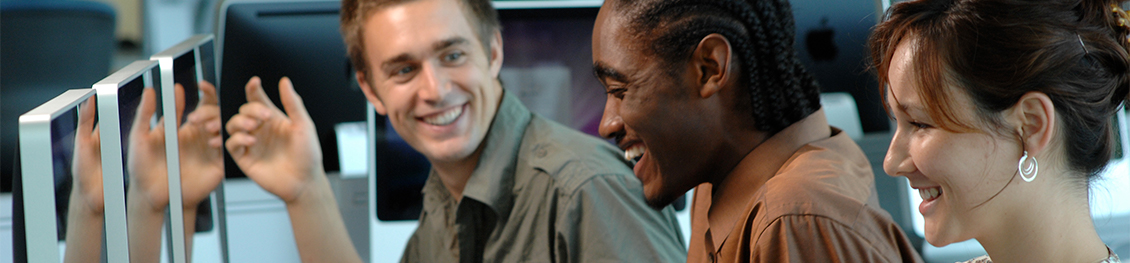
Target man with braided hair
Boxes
[592,0,925,262]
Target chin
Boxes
[420,138,478,162]
[923,225,964,247]
[643,186,681,210]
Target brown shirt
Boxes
[400,92,687,263]
[687,110,923,263]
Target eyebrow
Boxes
[896,101,930,117]
[887,90,915,114]
[592,61,627,83]
[433,37,468,51]
[379,37,471,70]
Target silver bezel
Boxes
[18,89,97,263]
[92,59,165,263]
[150,34,216,263]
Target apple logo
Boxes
[806,17,838,62]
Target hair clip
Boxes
[1112,4,1130,44]
[1079,34,1089,54]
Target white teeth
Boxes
[624,145,646,162]
[918,187,941,201]
[423,106,463,126]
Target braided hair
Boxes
[610,0,822,134]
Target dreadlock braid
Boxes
[614,0,822,134]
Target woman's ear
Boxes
[1011,92,1057,155]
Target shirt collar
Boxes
[707,108,832,249]
[455,91,531,220]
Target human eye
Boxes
[605,85,627,99]
[441,50,465,64]
[389,64,415,77]
[908,120,933,130]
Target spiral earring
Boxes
[1018,150,1039,182]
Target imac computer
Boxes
[18,89,109,263]
[18,58,175,263]
[92,59,173,263]
[150,34,227,263]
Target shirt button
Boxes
[534,144,548,158]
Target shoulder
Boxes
[750,214,920,263]
[750,134,912,249]
[959,255,993,263]
[757,133,876,222]
[518,115,637,196]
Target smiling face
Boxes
[592,4,719,208]
[883,37,1023,246]
[355,0,503,165]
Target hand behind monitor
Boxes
[224,76,324,203]
[177,81,224,209]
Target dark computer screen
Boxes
[168,47,215,232]
[792,1,890,132]
[117,77,146,174]
[49,106,79,241]
[174,51,201,121]
[373,119,429,221]
[220,1,368,178]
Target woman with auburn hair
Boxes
[870,0,1128,262]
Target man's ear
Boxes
[692,33,733,99]
[1010,92,1057,156]
[488,29,504,78]
[356,71,388,115]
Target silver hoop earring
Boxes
[1018,150,1039,182]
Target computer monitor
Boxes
[18,89,102,263]
[92,59,171,262]
[217,0,368,179]
[792,0,889,133]
[150,34,226,262]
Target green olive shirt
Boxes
[399,92,687,263]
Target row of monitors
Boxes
[18,35,220,263]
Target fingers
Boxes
[181,105,222,149]
[199,80,218,106]
[186,106,222,134]
[175,83,187,126]
[78,96,96,136]
[278,77,314,125]
[209,135,223,148]
[224,112,263,137]
[133,88,158,135]
[224,131,257,159]
[244,77,281,113]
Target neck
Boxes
[977,172,1107,263]
[703,107,772,187]
[712,110,826,188]
[708,130,767,187]
[431,145,485,202]
[430,83,502,201]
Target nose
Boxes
[417,62,451,105]
[598,96,625,141]
[883,127,915,178]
